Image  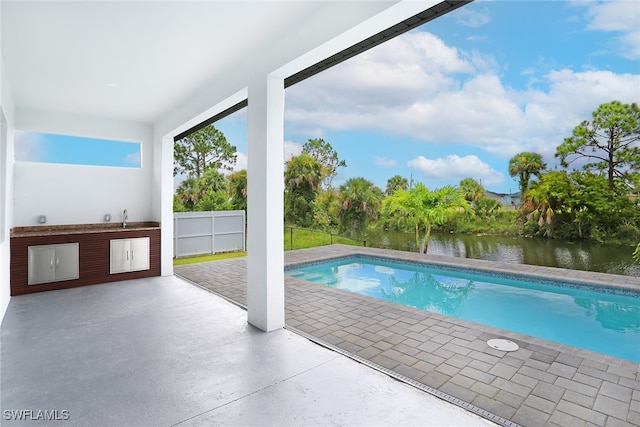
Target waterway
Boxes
[359,230,640,277]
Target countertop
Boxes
[10,222,161,237]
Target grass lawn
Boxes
[284,227,361,250]
[174,228,362,265]
[173,251,247,265]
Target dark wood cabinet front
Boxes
[10,228,161,296]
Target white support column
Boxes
[153,132,175,276]
[246,75,285,332]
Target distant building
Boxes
[485,191,521,209]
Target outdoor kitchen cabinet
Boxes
[28,243,79,285]
[110,237,150,274]
[11,224,161,295]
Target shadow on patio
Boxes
[1,274,492,426]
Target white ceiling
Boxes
[2,1,403,125]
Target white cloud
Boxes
[14,130,44,162]
[221,142,301,175]
[219,151,247,175]
[286,31,509,149]
[618,30,640,60]
[374,156,397,167]
[284,140,303,161]
[407,154,505,186]
[285,25,639,164]
[286,31,476,122]
[124,152,140,165]
[232,152,247,172]
[584,1,639,33]
[454,7,491,28]
[583,1,640,59]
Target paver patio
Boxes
[175,245,640,427]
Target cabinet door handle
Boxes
[126,250,129,261]
[56,257,60,269]
[131,249,134,260]
[50,257,54,269]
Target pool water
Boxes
[286,257,640,363]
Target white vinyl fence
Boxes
[173,210,245,258]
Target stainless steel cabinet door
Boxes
[28,243,79,285]
[110,237,149,274]
[110,239,129,274]
[28,246,56,285]
[129,238,150,272]
[54,243,79,282]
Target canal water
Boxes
[360,231,639,277]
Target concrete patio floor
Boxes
[175,245,640,427]
[1,274,494,427]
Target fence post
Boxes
[363,240,366,247]
[242,210,247,252]
[173,215,177,258]
[330,233,333,244]
[211,212,216,255]
[290,227,293,250]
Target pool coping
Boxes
[175,245,640,427]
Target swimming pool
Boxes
[286,256,640,363]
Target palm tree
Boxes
[508,152,547,196]
[228,170,247,211]
[338,177,383,235]
[473,197,501,217]
[385,175,409,196]
[381,184,470,253]
[284,154,323,226]
[301,138,347,190]
[459,177,485,202]
[312,188,340,232]
[175,169,228,211]
[521,171,577,238]
[285,154,323,190]
[523,183,555,237]
[175,177,203,211]
[201,168,228,193]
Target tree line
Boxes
[173,100,640,255]
[173,126,247,212]
[511,101,639,243]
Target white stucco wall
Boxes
[0,106,11,323]
[1,0,16,321]
[152,133,175,276]
[13,109,153,226]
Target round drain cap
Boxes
[487,338,519,352]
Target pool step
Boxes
[288,271,307,279]
[288,271,325,282]
[288,270,340,285]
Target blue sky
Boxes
[14,131,141,168]
[217,0,640,194]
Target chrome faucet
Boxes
[123,209,128,228]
